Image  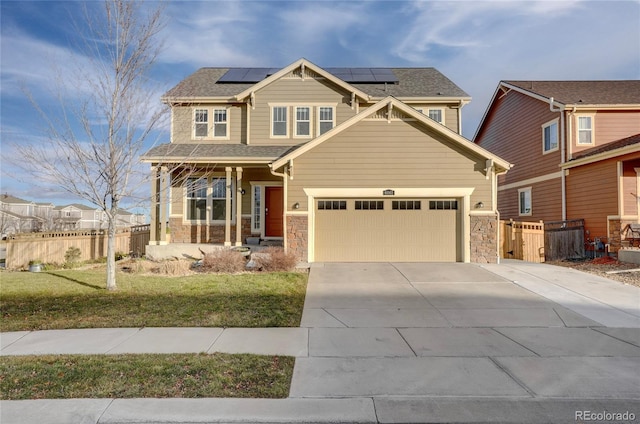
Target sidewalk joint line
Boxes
[395,328,417,357]
[96,398,115,424]
[490,328,541,357]
[205,327,225,353]
[488,356,537,398]
[591,327,640,349]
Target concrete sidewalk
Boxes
[2,260,639,424]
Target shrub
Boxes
[115,251,128,261]
[64,247,82,268]
[153,259,193,276]
[253,247,298,272]
[201,249,246,274]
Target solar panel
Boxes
[219,67,398,84]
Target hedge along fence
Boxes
[4,225,150,269]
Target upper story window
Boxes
[272,106,288,137]
[194,109,208,138]
[295,107,311,137]
[427,108,444,125]
[518,187,532,216]
[213,109,228,138]
[193,108,229,139]
[577,115,594,145]
[542,119,559,153]
[318,106,334,135]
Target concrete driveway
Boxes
[291,262,640,420]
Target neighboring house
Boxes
[142,58,511,263]
[0,195,40,235]
[474,80,640,252]
[53,204,106,230]
[114,209,147,227]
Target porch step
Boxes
[259,240,283,247]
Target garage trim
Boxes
[304,187,474,263]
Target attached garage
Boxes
[314,197,461,262]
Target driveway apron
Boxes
[291,262,640,401]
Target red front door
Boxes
[265,187,283,237]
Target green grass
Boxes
[0,270,308,331]
[0,353,294,399]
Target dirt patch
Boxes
[548,257,640,288]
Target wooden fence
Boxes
[4,224,150,269]
[544,219,585,261]
[500,219,545,263]
[500,219,587,262]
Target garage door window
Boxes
[392,200,421,210]
[429,200,458,210]
[318,200,346,210]
[355,200,384,210]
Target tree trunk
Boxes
[106,215,117,291]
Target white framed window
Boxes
[542,119,559,153]
[318,106,334,135]
[271,106,288,137]
[295,106,311,137]
[193,108,229,139]
[427,108,445,124]
[518,187,532,216]
[577,115,594,145]
[184,176,233,223]
[186,177,208,221]
[194,109,208,138]
[213,109,228,138]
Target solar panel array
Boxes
[218,67,398,84]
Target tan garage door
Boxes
[314,198,460,262]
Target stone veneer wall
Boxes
[610,218,640,252]
[286,215,308,262]
[169,217,253,244]
[470,214,499,264]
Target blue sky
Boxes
[1,0,639,208]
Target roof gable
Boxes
[272,96,511,172]
[161,60,470,102]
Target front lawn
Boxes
[0,270,307,331]
[1,353,294,399]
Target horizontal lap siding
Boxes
[572,110,640,157]
[498,177,562,222]
[623,159,640,216]
[172,104,245,143]
[289,119,492,210]
[250,78,355,146]
[566,159,618,237]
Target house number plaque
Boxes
[383,189,395,196]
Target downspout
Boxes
[550,97,567,220]
[268,163,288,251]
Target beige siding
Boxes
[249,77,356,145]
[572,110,640,156]
[171,104,245,144]
[288,119,492,211]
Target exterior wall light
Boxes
[293,202,300,209]
[475,202,484,209]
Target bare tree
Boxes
[15,1,166,290]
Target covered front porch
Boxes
[148,162,290,250]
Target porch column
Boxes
[224,167,232,246]
[150,166,159,243]
[235,167,243,246]
[158,166,169,245]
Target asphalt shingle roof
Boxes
[0,194,32,204]
[141,143,301,161]
[505,80,640,105]
[163,67,470,100]
[572,133,640,161]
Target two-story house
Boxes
[142,59,510,263]
[0,195,41,235]
[474,80,640,253]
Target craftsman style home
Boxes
[142,59,510,263]
[474,80,640,253]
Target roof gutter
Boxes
[550,97,567,220]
